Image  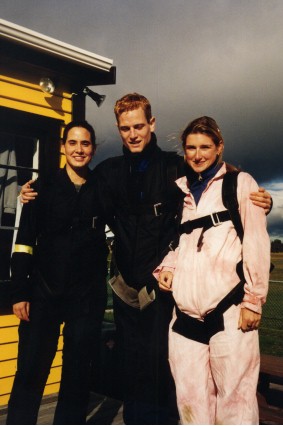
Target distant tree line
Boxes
[271,239,283,252]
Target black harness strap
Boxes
[125,152,180,217]
[222,171,244,243]
[173,171,246,345]
[179,210,231,235]
[126,199,178,217]
[173,272,245,345]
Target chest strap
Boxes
[125,199,178,217]
[179,210,231,234]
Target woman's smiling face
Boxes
[184,133,223,174]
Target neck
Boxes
[185,158,222,184]
[65,164,88,185]
[123,132,157,161]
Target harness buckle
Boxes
[92,216,98,229]
[153,203,162,216]
[211,212,222,226]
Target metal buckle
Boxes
[211,212,222,226]
[92,216,98,229]
[153,202,162,216]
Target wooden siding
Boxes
[0,316,64,406]
[0,75,72,123]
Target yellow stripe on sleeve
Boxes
[13,245,33,255]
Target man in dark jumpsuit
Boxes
[95,93,184,424]
[7,121,108,425]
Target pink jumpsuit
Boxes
[154,163,270,425]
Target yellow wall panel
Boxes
[0,363,62,405]
[1,80,72,113]
[0,75,72,98]
[0,394,10,406]
[0,98,72,122]
[0,343,18,362]
[0,340,63,361]
[0,354,61,380]
[52,351,62,367]
[46,366,62,385]
[0,327,18,344]
[44,382,60,396]
[0,384,61,406]
[0,316,19,328]
[57,335,63,350]
[0,376,14,393]
[0,359,17,378]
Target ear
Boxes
[218,140,224,155]
[116,122,122,134]
[61,140,66,155]
[149,116,156,132]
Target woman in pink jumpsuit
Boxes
[154,116,270,425]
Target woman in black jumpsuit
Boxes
[7,121,108,425]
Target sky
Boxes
[1,0,282,239]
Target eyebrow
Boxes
[119,123,145,129]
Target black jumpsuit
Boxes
[95,135,184,424]
[7,168,108,425]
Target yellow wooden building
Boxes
[0,18,116,407]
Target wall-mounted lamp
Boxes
[83,87,106,107]
[39,77,55,94]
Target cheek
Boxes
[184,152,192,161]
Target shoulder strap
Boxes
[164,152,184,200]
[165,152,178,188]
[222,171,244,243]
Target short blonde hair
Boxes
[114,93,152,123]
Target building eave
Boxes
[0,18,113,72]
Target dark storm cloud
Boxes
[1,0,283,237]
[265,183,283,240]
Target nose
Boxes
[195,148,201,160]
[75,143,84,152]
[129,127,137,139]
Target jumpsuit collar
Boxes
[176,162,227,197]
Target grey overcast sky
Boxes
[1,0,282,239]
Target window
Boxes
[0,132,39,280]
[0,107,63,308]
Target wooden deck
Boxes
[1,355,282,425]
[258,354,283,425]
[1,389,283,425]
[0,393,124,425]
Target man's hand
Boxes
[13,301,30,321]
[250,187,272,214]
[238,307,261,332]
[20,180,38,204]
[159,271,173,292]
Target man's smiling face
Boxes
[117,107,155,153]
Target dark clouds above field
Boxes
[1,0,282,237]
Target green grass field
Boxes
[259,252,283,356]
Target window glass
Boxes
[0,132,38,280]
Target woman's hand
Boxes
[13,301,30,321]
[159,271,173,292]
[238,307,261,331]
